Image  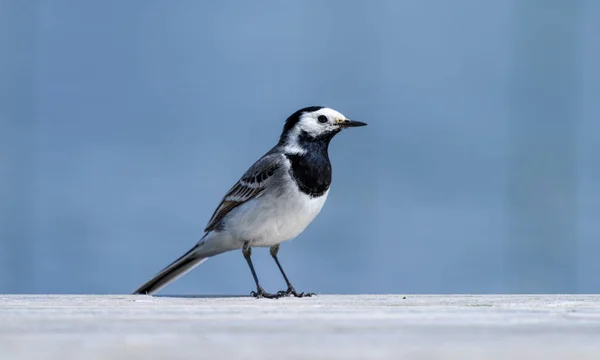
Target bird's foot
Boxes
[277,286,315,298]
[250,287,281,299]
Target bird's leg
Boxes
[242,241,280,299]
[270,245,315,298]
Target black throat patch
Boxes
[285,131,333,197]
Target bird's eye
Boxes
[317,115,328,123]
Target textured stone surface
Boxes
[1,295,600,359]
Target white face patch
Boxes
[282,107,347,155]
[296,108,347,138]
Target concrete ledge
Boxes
[1,295,600,359]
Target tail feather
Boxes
[133,245,207,295]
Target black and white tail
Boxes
[133,245,207,295]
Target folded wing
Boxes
[204,153,282,232]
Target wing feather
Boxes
[204,154,282,232]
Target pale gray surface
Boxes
[1,295,600,359]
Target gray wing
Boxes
[204,153,283,232]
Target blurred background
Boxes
[1,0,598,295]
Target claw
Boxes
[251,287,282,299]
[277,287,315,298]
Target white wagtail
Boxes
[133,106,366,298]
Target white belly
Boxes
[223,183,329,247]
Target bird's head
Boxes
[279,106,366,152]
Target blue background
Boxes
[1,0,599,295]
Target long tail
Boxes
[133,245,207,295]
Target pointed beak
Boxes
[340,119,367,128]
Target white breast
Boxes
[223,176,329,247]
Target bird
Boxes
[133,106,367,298]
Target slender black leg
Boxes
[270,245,315,298]
[242,242,279,299]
